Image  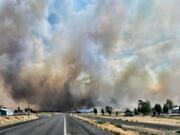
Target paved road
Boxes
[0,114,113,135]
[82,115,180,131]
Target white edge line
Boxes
[64,115,67,135]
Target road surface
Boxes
[0,114,113,135]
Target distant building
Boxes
[171,106,180,113]
[77,108,93,113]
[0,108,13,116]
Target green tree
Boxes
[94,108,97,115]
[18,107,21,112]
[154,104,162,115]
[124,109,133,116]
[163,104,169,114]
[116,111,119,116]
[166,99,174,109]
[101,108,105,115]
[152,107,156,116]
[137,100,151,115]
[106,106,113,116]
[134,108,139,115]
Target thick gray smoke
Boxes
[0,0,180,111]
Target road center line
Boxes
[64,115,67,135]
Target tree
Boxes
[137,100,151,115]
[116,111,119,116]
[163,104,169,114]
[134,108,139,115]
[166,99,174,109]
[25,107,37,114]
[94,108,97,115]
[14,109,18,114]
[151,107,156,116]
[154,104,162,115]
[17,107,23,114]
[124,109,133,116]
[101,109,105,115]
[18,107,21,112]
[106,106,113,116]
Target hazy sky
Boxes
[0,0,179,110]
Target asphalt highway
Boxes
[0,114,113,135]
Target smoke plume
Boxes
[0,0,179,111]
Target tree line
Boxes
[133,99,177,116]
[93,106,114,116]
[93,99,180,116]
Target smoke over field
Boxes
[0,0,179,111]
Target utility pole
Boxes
[28,104,30,120]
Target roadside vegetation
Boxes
[93,99,179,117]
[75,115,139,135]
[0,105,38,127]
[89,99,180,134]
[0,115,38,127]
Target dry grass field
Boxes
[96,114,180,127]
[76,114,180,135]
[74,115,139,135]
[0,115,38,127]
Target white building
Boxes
[0,108,13,116]
[77,108,93,113]
[171,106,180,113]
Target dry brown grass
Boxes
[75,115,139,135]
[95,114,180,127]
[0,115,38,127]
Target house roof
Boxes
[0,108,13,112]
[172,106,180,110]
